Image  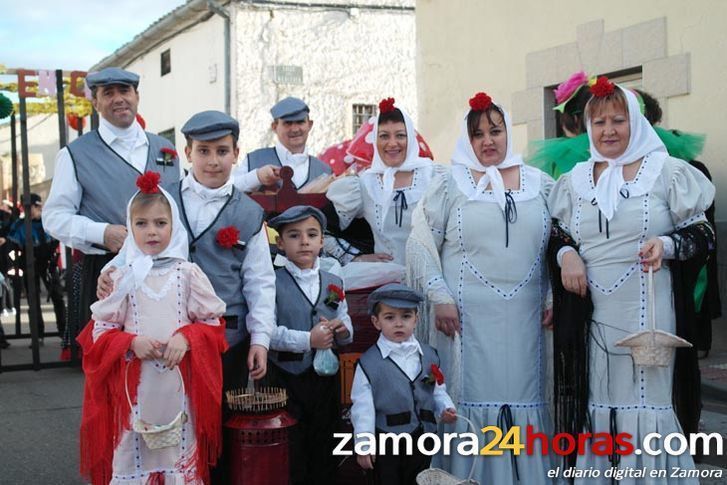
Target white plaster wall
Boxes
[417,0,727,221]
[124,14,226,165]
[232,3,417,158]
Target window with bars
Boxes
[352,104,376,136]
[161,49,171,76]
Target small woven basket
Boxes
[416,414,479,485]
[126,364,187,449]
[615,266,692,367]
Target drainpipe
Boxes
[208,1,231,115]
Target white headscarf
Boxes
[110,185,189,304]
[361,105,432,215]
[451,101,524,211]
[586,85,667,220]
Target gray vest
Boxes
[247,147,332,189]
[168,181,265,347]
[67,130,178,226]
[358,343,440,434]
[269,268,343,375]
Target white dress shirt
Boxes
[270,258,353,353]
[233,141,312,192]
[44,118,173,254]
[179,172,276,348]
[350,334,455,442]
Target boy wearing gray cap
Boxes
[233,96,332,192]
[351,283,456,484]
[266,205,353,485]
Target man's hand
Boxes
[97,267,117,300]
[103,224,127,253]
[162,333,189,368]
[247,344,268,380]
[256,165,282,186]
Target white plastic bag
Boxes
[313,348,339,376]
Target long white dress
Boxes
[411,164,554,484]
[90,261,226,485]
[548,154,714,484]
[326,164,447,266]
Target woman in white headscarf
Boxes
[325,97,446,267]
[407,92,554,484]
[549,78,715,484]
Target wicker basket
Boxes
[416,414,480,485]
[615,266,692,367]
[125,364,187,450]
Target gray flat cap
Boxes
[86,67,140,89]
[268,205,327,232]
[367,283,424,315]
[270,96,310,121]
[181,110,239,141]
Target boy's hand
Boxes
[322,318,350,341]
[310,323,334,349]
[97,267,117,300]
[248,344,268,380]
[440,408,457,424]
[356,453,375,470]
[131,336,163,360]
[162,333,189,368]
[256,165,282,186]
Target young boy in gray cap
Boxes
[351,283,456,484]
[266,205,353,485]
[233,96,332,192]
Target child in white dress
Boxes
[79,172,227,485]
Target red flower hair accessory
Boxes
[216,226,245,250]
[589,76,615,98]
[378,97,396,114]
[136,171,161,194]
[469,92,492,112]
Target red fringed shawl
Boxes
[78,321,227,485]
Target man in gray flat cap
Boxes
[233,96,332,192]
[44,66,181,342]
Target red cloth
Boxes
[78,321,227,485]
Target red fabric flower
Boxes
[136,171,161,194]
[216,226,240,249]
[469,92,492,111]
[589,76,615,98]
[328,284,345,300]
[160,147,178,158]
[378,97,396,114]
[430,364,445,385]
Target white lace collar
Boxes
[569,151,666,203]
[451,164,542,203]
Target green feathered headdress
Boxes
[0,93,13,119]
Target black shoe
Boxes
[0,340,9,349]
